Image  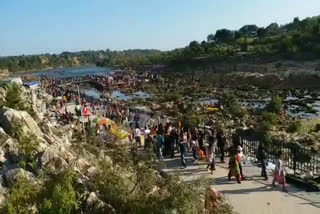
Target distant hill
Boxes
[0,49,162,73]
[1,15,320,73]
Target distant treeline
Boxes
[0,49,161,73]
[1,15,320,73]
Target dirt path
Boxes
[162,154,320,214]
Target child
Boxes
[272,151,286,191]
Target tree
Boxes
[3,83,36,118]
[214,29,234,43]
[239,38,248,52]
[234,31,241,39]
[239,25,259,37]
[257,28,266,38]
[266,95,282,114]
[189,41,200,51]
[220,93,247,118]
[0,177,40,214]
[265,23,279,36]
[4,84,26,110]
[207,34,215,42]
[39,169,78,214]
[14,127,39,170]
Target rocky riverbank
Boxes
[0,78,221,213]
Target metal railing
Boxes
[241,138,320,176]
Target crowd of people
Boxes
[38,74,286,190]
[132,121,285,189]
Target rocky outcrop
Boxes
[0,127,19,163]
[81,192,116,213]
[0,107,42,136]
[0,87,6,104]
[223,72,283,88]
[4,168,35,187]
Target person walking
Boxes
[237,145,246,180]
[134,124,141,147]
[228,148,242,184]
[179,132,188,168]
[216,130,226,163]
[206,131,216,174]
[272,151,286,191]
[156,132,164,161]
[170,128,178,158]
[257,143,268,180]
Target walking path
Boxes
[162,154,320,214]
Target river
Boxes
[30,66,113,79]
[30,66,320,119]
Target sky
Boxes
[0,0,320,56]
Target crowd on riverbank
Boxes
[37,75,287,192]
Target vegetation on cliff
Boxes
[1,15,320,73]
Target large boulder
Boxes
[82,192,116,214]
[0,87,6,104]
[72,158,91,173]
[38,148,69,171]
[0,107,42,136]
[4,168,35,187]
[0,128,19,163]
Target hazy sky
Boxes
[1,0,320,56]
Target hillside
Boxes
[0,15,319,74]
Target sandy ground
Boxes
[163,154,320,214]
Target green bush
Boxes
[39,169,78,214]
[2,83,36,118]
[287,121,304,133]
[220,93,247,118]
[261,132,273,149]
[259,112,278,131]
[13,126,39,170]
[1,177,40,214]
[266,95,282,114]
[4,84,27,111]
[163,92,181,102]
[262,112,278,125]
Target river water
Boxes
[31,66,151,101]
[31,66,113,79]
[31,66,320,119]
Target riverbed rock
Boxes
[0,107,42,136]
[224,72,282,88]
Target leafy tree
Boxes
[39,169,78,214]
[4,84,27,110]
[91,146,213,213]
[265,23,279,36]
[239,25,258,37]
[266,95,282,114]
[294,16,300,22]
[214,29,234,43]
[207,34,215,42]
[2,83,36,118]
[287,121,304,133]
[220,93,247,118]
[257,28,266,38]
[189,41,202,54]
[259,112,279,131]
[0,177,40,214]
[13,126,39,170]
